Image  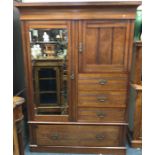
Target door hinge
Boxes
[79,42,83,53]
[70,72,75,80]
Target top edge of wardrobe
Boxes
[14,1,142,8]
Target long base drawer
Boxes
[35,124,125,147]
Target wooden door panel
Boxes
[79,20,130,73]
[112,28,126,64]
[98,28,112,64]
[85,28,98,64]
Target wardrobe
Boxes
[15,1,141,154]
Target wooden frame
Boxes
[21,20,73,122]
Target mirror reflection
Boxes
[29,28,68,115]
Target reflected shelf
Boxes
[30,41,57,44]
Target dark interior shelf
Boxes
[35,91,57,94]
[39,77,56,80]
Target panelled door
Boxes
[79,20,131,73]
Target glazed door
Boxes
[79,20,131,73]
[25,21,73,121]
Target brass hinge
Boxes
[70,72,75,80]
[79,42,83,53]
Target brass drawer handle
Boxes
[97,96,107,102]
[96,134,105,140]
[96,111,106,118]
[99,79,107,85]
[51,133,59,140]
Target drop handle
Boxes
[99,79,107,85]
[96,111,106,118]
[51,133,59,140]
[96,134,105,140]
[97,96,107,102]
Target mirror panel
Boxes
[29,28,68,115]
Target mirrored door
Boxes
[28,26,70,116]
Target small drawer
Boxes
[36,124,125,147]
[78,74,128,91]
[78,91,127,108]
[78,108,126,123]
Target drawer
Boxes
[78,74,128,91]
[78,91,127,107]
[36,124,124,147]
[78,108,126,123]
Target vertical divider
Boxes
[78,21,84,73]
[68,20,80,121]
[67,21,73,121]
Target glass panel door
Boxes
[29,27,69,115]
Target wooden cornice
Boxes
[14,1,142,21]
[15,1,142,8]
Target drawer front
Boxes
[78,108,126,123]
[78,91,127,107]
[78,74,128,91]
[36,124,124,147]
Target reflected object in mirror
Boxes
[44,44,56,57]
[43,32,50,42]
[31,44,42,59]
[32,29,38,42]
